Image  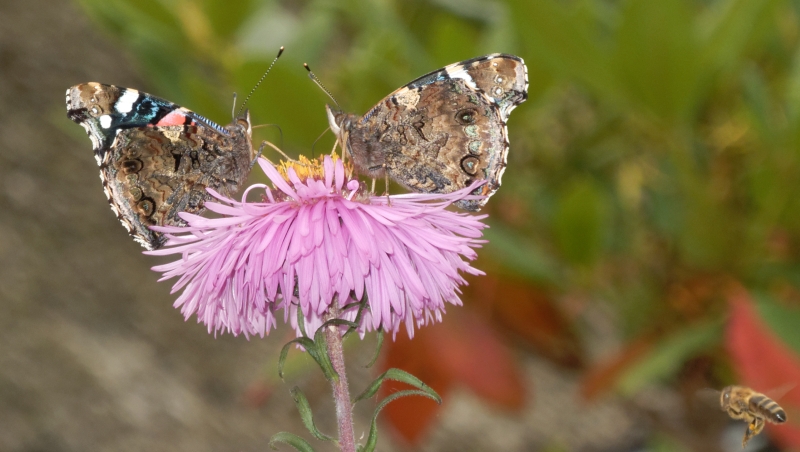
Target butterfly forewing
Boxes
[66,83,254,250]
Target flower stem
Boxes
[324,304,356,452]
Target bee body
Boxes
[720,385,787,448]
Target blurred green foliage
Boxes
[74,0,800,408]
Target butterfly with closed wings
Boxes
[66,83,255,250]
[326,53,528,210]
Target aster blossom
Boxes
[146,154,488,338]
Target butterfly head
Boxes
[228,108,257,161]
[234,109,253,137]
[325,104,358,144]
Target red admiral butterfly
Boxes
[326,54,528,210]
[66,83,255,250]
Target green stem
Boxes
[324,303,356,452]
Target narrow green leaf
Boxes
[360,389,441,452]
[365,329,384,369]
[312,324,339,382]
[278,337,317,380]
[617,320,723,396]
[269,432,316,452]
[278,335,338,383]
[311,317,362,382]
[290,387,334,442]
[353,368,441,404]
[297,304,309,338]
[320,318,359,331]
[340,299,363,313]
[343,295,369,339]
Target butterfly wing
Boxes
[66,83,253,250]
[334,54,528,210]
[401,53,528,118]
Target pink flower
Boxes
[146,155,488,339]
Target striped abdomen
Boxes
[749,393,787,424]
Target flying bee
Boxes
[719,385,787,448]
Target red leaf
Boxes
[380,329,453,445]
[380,310,526,444]
[579,335,655,401]
[467,274,584,368]
[726,288,800,448]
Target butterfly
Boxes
[66,83,255,250]
[326,53,528,210]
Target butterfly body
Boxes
[327,54,528,210]
[66,83,254,250]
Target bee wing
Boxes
[766,383,797,401]
[694,387,722,409]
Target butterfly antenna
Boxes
[236,46,284,117]
[231,92,238,120]
[262,140,294,162]
[310,126,331,154]
[252,123,284,149]
[304,63,340,109]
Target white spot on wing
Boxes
[80,122,101,151]
[115,89,139,114]
[518,56,529,93]
[162,128,182,142]
[99,115,112,129]
[495,153,508,187]
[393,88,420,108]
[444,64,477,90]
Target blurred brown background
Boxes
[3,0,800,451]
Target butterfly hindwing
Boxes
[328,53,528,210]
[66,83,254,250]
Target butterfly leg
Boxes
[331,139,341,162]
[384,168,392,206]
[340,130,348,166]
[250,141,268,170]
[261,140,295,163]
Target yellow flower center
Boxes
[276,153,351,182]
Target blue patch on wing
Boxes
[406,69,449,89]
